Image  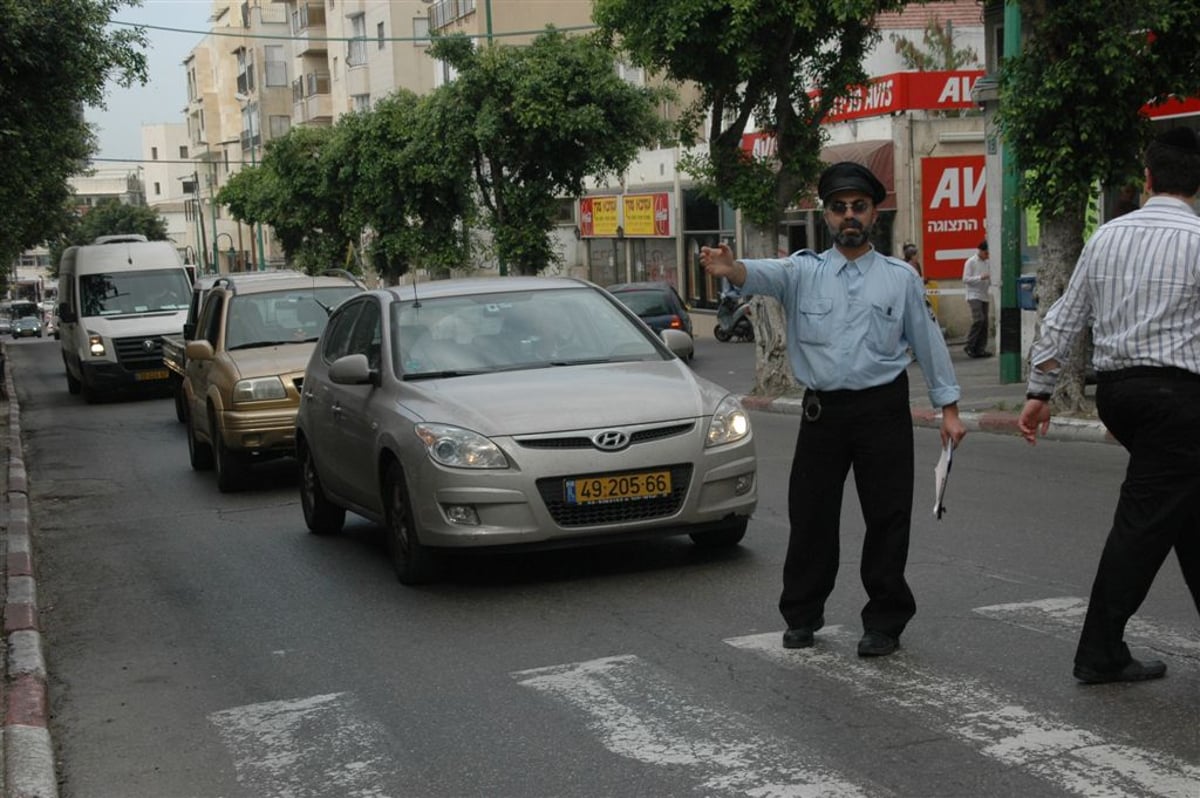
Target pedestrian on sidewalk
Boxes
[1019,126,1200,685]
[962,240,992,358]
[700,161,966,659]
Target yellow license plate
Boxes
[135,369,169,381]
[565,470,672,505]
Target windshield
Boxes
[80,269,192,316]
[226,286,360,350]
[391,287,666,378]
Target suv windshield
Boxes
[80,269,192,316]
[226,286,360,350]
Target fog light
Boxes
[444,504,480,526]
[734,473,754,495]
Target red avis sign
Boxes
[921,155,986,280]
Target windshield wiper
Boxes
[403,369,490,380]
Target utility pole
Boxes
[998,0,1023,383]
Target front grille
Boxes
[537,464,692,527]
[112,336,165,370]
[518,422,695,451]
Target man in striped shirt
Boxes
[1019,126,1200,685]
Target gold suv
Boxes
[184,269,363,491]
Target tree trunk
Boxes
[742,224,802,397]
[1035,207,1092,415]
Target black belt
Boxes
[1095,366,1200,384]
[802,372,906,421]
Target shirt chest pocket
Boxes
[866,303,902,354]
[796,298,834,344]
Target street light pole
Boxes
[250,142,266,271]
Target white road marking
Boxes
[974,597,1200,659]
[513,654,883,798]
[726,630,1200,798]
[209,692,394,798]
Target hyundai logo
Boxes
[592,430,630,451]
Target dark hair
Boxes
[1145,127,1200,197]
[902,243,918,258]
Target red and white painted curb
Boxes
[4,358,59,798]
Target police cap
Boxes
[818,161,887,205]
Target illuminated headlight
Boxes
[415,423,508,469]
[233,376,287,402]
[87,334,106,357]
[705,395,751,447]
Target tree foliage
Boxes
[47,198,168,275]
[890,18,979,71]
[998,0,1200,411]
[0,0,147,265]
[428,29,672,275]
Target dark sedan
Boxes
[11,317,42,339]
[606,281,694,360]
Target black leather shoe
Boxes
[977,350,994,358]
[782,616,824,649]
[857,631,899,657]
[1073,658,1166,684]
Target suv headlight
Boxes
[415,423,508,469]
[233,376,287,403]
[705,395,751,447]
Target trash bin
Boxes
[1017,274,1037,310]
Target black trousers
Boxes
[966,299,989,354]
[779,372,916,637]
[1078,369,1200,671]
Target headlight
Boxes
[87,333,106,357]
[706,395,751,447]
[415,423,508,469]
[232,376,287,402]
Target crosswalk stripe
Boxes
[974,597,1200,659]
[725,629,1200,798]
[513,654,883,797]
[209,692,394,798]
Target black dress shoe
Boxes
[782,616,825,649]
[857,630,899,657]
[976,350,994,358]
[1073,658,1167,684]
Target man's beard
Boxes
[832,219,871,248]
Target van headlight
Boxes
[233,376,287,402]
[87,333,106,357]
[706,395,751,447]
[415,423,508,468]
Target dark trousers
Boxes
[966,299,989,354]
[779,372,916,637]
[1078,370,1200,671]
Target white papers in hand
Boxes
[933,441,953,520]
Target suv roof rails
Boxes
[92,234,150,244]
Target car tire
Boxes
[64,361,81,395]
[172,378,187,423]
[212,409,246,493]
[187,406,214,471]
[299,440,345,535]
[384,461,441,585]
[689,518,748,548]
[713,324,732,343]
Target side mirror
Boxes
[660,328,692,358]
[329,353,375,386]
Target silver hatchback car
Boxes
[296,277,757,584]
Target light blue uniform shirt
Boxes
[741,247,961,408]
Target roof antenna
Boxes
[410,268,421,308]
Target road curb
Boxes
[2,348,58,798]
[742,394,1114,445]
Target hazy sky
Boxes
[86,0,212,163]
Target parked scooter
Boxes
[713,291,754,342]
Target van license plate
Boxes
[135,369,169,381]
[564,470,671,504]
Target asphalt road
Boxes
[11,339,1199,798]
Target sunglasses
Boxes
[826,199,872,215]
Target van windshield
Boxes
[80,269,192,316]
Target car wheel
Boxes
[713,324,732,343]
[299,440,345,535]
[212,409,246,493]
[64,360,81,395]
[690,518,748,548]
[172,378,187,423]
[187,406,213,471]
[384,461,441,585]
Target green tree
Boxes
[428,28,672,276]
[998,1,1200,413]
[891,18,979,71]
[0,0,147,265]
[47,197,169,277]
[594,0,907,394]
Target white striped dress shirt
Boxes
[1027,195,1200,395]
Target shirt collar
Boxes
[1143,195,1198,214]
[832,245,878,274]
